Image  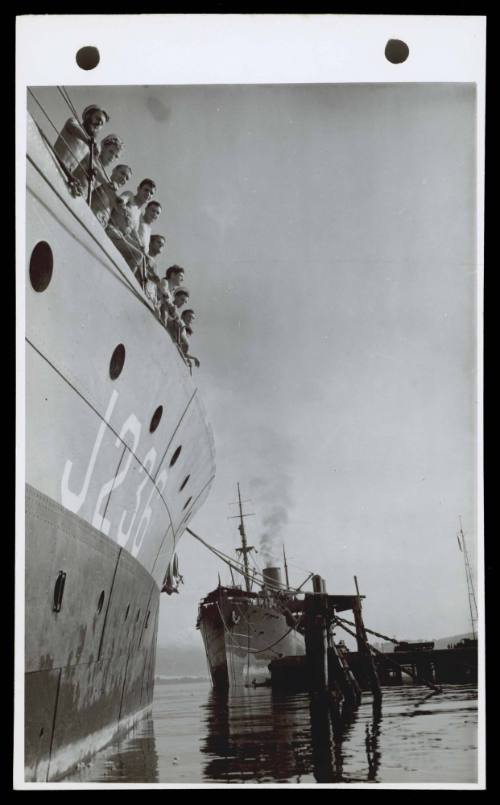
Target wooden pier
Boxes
[269,575,476,693]
[347,645,477,687]
[270,575,379,704]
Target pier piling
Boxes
[304,591,330,693]
[352,577,382,703]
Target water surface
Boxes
[65,681,478,785]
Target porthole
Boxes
[29,241,53,292]
[124,604,130,621]
[179,475,190,492]
[182,496,192,511]
[169,445,182,467]
[109,344,126,380]
[150,405,163,433]
[97,590,105,614]
[52,571,66,613]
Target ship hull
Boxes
[198,594,305,688]
[25,485,159,781]
[23,115,216,780]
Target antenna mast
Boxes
[283,544,290,589]
[229,483,255,593]
[458,518,478,640]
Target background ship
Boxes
[196,485,305,688]
[24,104,216,781]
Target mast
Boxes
[458,518,478,640]
[229,483,255,593]
[283,544,290,589]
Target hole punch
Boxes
[76,46,100,71]
[385,39,409,64]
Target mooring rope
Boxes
[186,526,303,594]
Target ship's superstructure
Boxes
[25,103,215,780]
[196,486,305,688]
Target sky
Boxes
[29,83,479,651]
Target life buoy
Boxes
[231,609,240,625]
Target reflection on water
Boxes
[64,683,477,785]
[201,687,383,783]
[107,717,159,783]
[201,688,313,783]
[65,715,159,784]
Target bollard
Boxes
[312,574,327,593]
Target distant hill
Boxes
[155,643,209,678]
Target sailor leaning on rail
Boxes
[105,179,159,281]
[72,134,125,199]
[53,103,109,173]
[90,164,133,228]
[180,310,201,368]
[52,103,200,368]
[144,235,167,311]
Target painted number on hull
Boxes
[118,447,156,548]
[61,391,118,514]
[60,390,174,557]
[92,412,141,535]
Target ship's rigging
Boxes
[186,484,314,594]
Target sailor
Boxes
[179,309,200,368]
[54,104,109,174]
[148,233,167,259]
[98,134,124,168]
[127,200,162,286]
[161,264,185,300]
[166,287,190,344]
[92,133,125,189]
[117,178,157,235]
[137,201,163,254]
[158,265,186,324]
[106,179,157,280]
[73,134,126,202]
[91,164,133,228]
[144,234,166,310]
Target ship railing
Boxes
[27,88,193,374]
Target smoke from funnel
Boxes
[260,504,289,566]
[250,475,292,567]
